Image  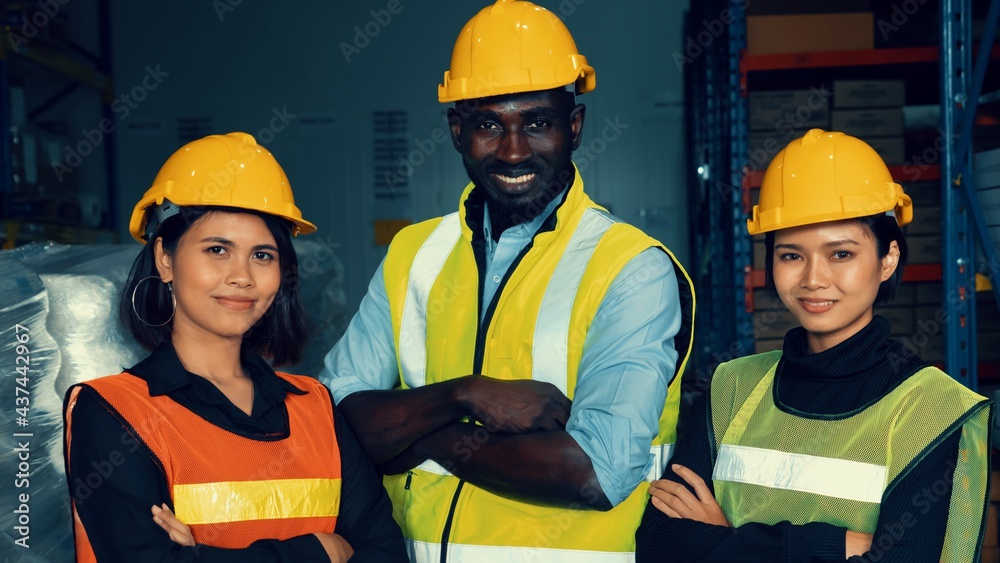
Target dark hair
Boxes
[121,206,308,366]
[764,214,909,306]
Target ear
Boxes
[153,237,174,283]
[880,240,901,282]
[447,107,463,153]
[568,103,586,151]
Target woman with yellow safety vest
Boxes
[63,132,406,562]
[636,129,992,562]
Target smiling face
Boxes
[772,219,900,353]
[154,211,281,344]
[449,89,585,222]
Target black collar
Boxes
[128,340,307,401]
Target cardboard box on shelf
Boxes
[906,235,942,264]
[753,309,799,339]
[747,0,871,15]
[834,80,905,108]
[980,332,1000,362]
[832,108,904,138]
[984,546,1000,563]
[864,136,905,165]
[891,282,917,305]
[748,13,874,55]
[914,282,943,305]
[752,289,784,311]
[875,306,914,334]
[754,338,784,354]
[749,90,830,132]
[753,239,767,270]
[904,182,942,207]
[985,505,998,548]
[905,205,942,235]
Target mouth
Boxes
[797,298,837,314]
[213,296,255,311]
[490,172,538,193]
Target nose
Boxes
[226,259,255,289]
[496,129,532,165]
[801,258,830,291]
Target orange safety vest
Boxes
[65,372,342,561]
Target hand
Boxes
[648,464,730,527]
[846,530,874,558]
[460,376,572,433]
[313,532,354,563]
[151,503,195,546]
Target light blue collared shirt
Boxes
[320,190,682,506]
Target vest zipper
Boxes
[439,233,539,562]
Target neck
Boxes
[484,166,573,240]
[169,323,247,382]
[804,310,876,354]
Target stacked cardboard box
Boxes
[984,472,1000,562]
[832,80,906,165]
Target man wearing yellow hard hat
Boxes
[320,0,695,560]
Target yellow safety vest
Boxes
[381,166,695,562]
[710,351,992,563]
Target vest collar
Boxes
[457,162,596,248]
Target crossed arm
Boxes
[322,250,682,511]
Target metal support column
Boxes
[728,0,753,359]
[940,0,978,389]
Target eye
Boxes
[477,121,500,131]
[206,246,228,256]
[526,119,550,129]
[253,251,275,261]
[779,252,800,261]
[832,250,853,260]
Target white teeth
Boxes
[494,173,536,185]
[806,301,834,306]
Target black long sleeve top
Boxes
[65,341,407,562]
[636,316,965,562]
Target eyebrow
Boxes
[199,236,279,253]
[774,239,861,250]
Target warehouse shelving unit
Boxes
[0,0,118,248]
[688,0,1000,390]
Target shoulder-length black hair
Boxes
[764,214,909,306]
[120,206,308,366]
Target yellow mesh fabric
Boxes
[710,353,991,560]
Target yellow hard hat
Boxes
[128,132,316,243]
[747,129,913,236]
[438,0,596,103]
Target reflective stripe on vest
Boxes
[398,213,463,389]
[714,444,885,504]
[174,478,341,525]
[408,539,637,562]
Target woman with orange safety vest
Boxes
[63,132,406,562]
[635,129,992,562]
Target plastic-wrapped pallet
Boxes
[0,239,348,562]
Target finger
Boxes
[672,464,715,503]
[657,477,700,511]
[651,495,683,518]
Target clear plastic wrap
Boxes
[0,240,348,562]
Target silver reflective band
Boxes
[646,443,675,482]
[532,208,616,395]
[398,214,462,389]
[713,444,886,504]
[408,539,636,563]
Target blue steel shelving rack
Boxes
[686,0,753,386]
[688,0,1000,389]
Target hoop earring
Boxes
[132,276,175,327]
